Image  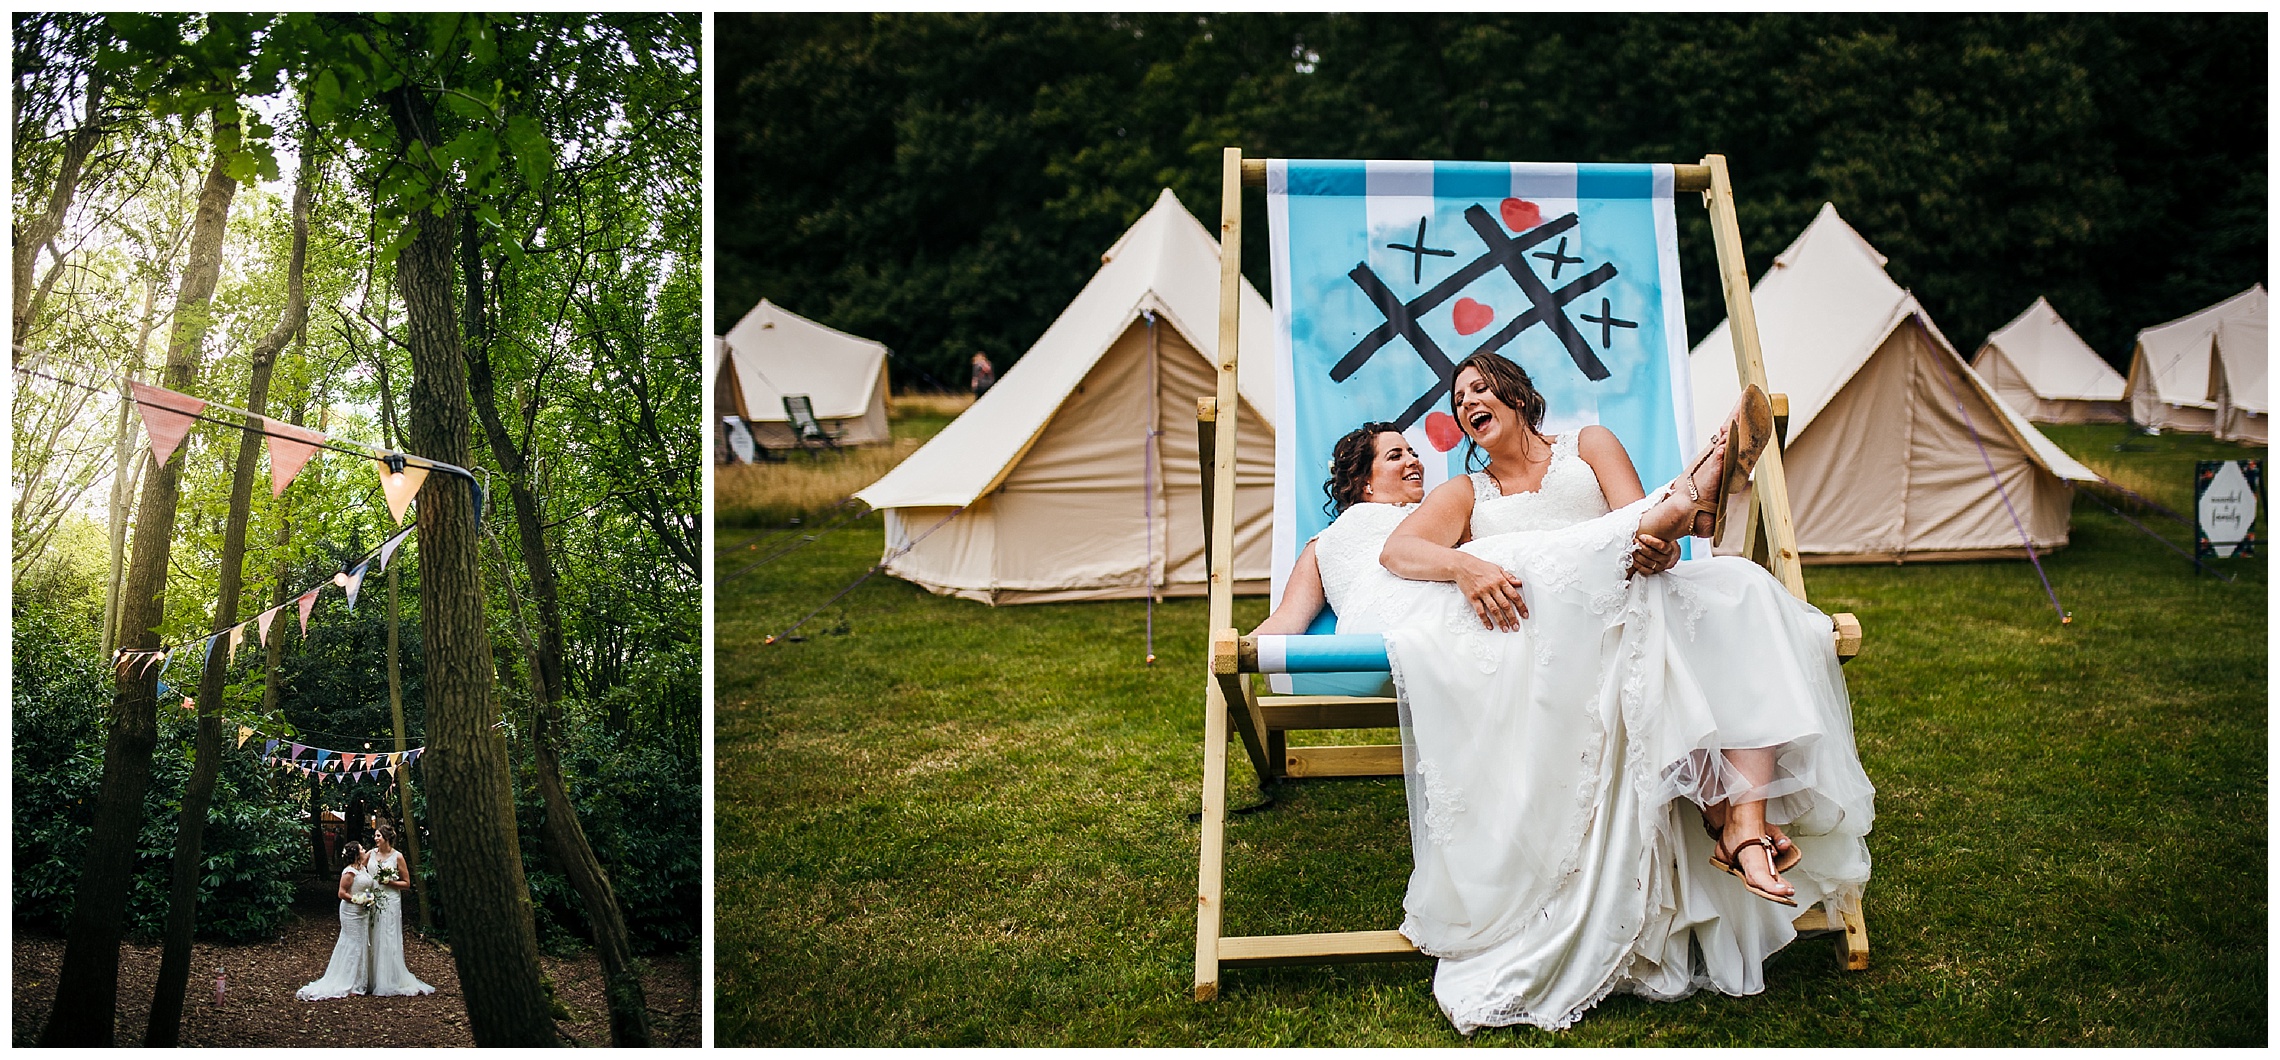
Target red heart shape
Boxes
[1423,411,1464,452]
[1500,197,1542,232]
[1453,297,1494,336]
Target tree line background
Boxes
[719,13,2265,391]
[14,12,697,1044]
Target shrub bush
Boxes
[13,613,303,942]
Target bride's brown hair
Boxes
[1324,421,1403,515]
[1449,352,1546,472]
[341,841,365,866]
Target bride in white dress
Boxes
[297,842,374,1001]
[366,824,434,997]
[1260,352,1874,1034]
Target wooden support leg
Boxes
[1836,903,1871,970]
[1194,676,1230,1001]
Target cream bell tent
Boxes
[1690,203,2100,563]
[718,298,892,448]
[2124,285,2267,443]
[854,188,1277,603]
[1971,297,2129,423]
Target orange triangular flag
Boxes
[373,452,430,525]
[226,622,246,664]
[131,381,206,467]
[236,725,254,748]
[265,418,328,497]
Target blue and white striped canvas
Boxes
[1264,160,1694,684]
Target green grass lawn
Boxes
[714,422,2265,1046]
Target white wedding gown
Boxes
[367,849,435,997]
[1312,430,1875,1034]
[297,859,375,1000]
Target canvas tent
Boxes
[854,188,1278,603]
[1971,296,2128,423]
[1690,203,2100,563]
[2123,285,2267,444]
[717,298,893,448]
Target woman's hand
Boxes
[1628,532,1679,576]
[1453,552,1529,629]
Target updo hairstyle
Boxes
[1322,421,1404,516]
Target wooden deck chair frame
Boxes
[1191,150,1869,1002]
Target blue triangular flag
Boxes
[156,680,173,698]
[378,525,414,574]
[263,738,279,757]
[344,560,372,610]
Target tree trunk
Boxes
[100,281,163,657]
[143,131,311,1047]
[261,397,305,720]
[388,560,434,931]
[466,216,653,1048]
[12,61,105,349]
[387,80,560,1047]
[38,104,238,1049]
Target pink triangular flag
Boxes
[142,650,169,677]
[130,381,207,468]
[298,589,320,635]
[257,605,280,645]
[289,742,307,758]
[265,418,328,497]
[373,452,430,526]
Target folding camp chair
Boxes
[1191,150,1869,1001]
[781,393,845,456]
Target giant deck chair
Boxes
[1191,151,1868,1001]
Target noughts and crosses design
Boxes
[1337,204,1631,430]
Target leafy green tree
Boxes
[719,13,2265,386]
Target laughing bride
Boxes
[1257,351,1874,1033]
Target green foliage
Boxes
[12,613,302,943]
[720,13,2266,390]
[14,10,701,965]
[513,710,701,955]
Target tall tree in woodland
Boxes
[38,97,240,1049]
[458,18,694,1043]
[12,13,111,352]
[145,128,312,1046]
[378,34,561,1044]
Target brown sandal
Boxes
[1678,384,1776,540]
[1710,833,1799,907]
[1702,814,1801,874]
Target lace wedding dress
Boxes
[297,857,375,1001]
[367,849,435,997]
[1312,430,1875,1034]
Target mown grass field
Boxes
[714,413,2265,1046]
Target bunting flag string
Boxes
[257,742,429,783]
[109,522,418,678]
[13,361,481,510]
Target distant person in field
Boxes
[970,352,995,399]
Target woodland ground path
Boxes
[13,876,698,1047]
